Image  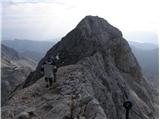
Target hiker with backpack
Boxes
[41,57,57,88]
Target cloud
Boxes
[2,0,65,4]
[2,0,160,42]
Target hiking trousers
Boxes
[45,77,53,87]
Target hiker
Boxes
[123,100,133,119]
[41,57,57,88]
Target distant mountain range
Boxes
[129,41,158,50]
[1,44,36,106]
[129,42,159,90]
[129,42,158,74]
[124,31,158,45]
[2,39,55,62]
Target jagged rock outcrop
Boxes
[2,16,157,118]
[1,44,36,106]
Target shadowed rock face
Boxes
[2,16,157,119]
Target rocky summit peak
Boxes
[76,15,122,39]
[77,15,109,29]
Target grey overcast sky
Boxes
[1,0,160,43]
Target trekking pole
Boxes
[123,101,132,119]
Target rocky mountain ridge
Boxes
[2,16,157,119]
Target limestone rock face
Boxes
[2,16,156,118]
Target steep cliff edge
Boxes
[2,16,156,119]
